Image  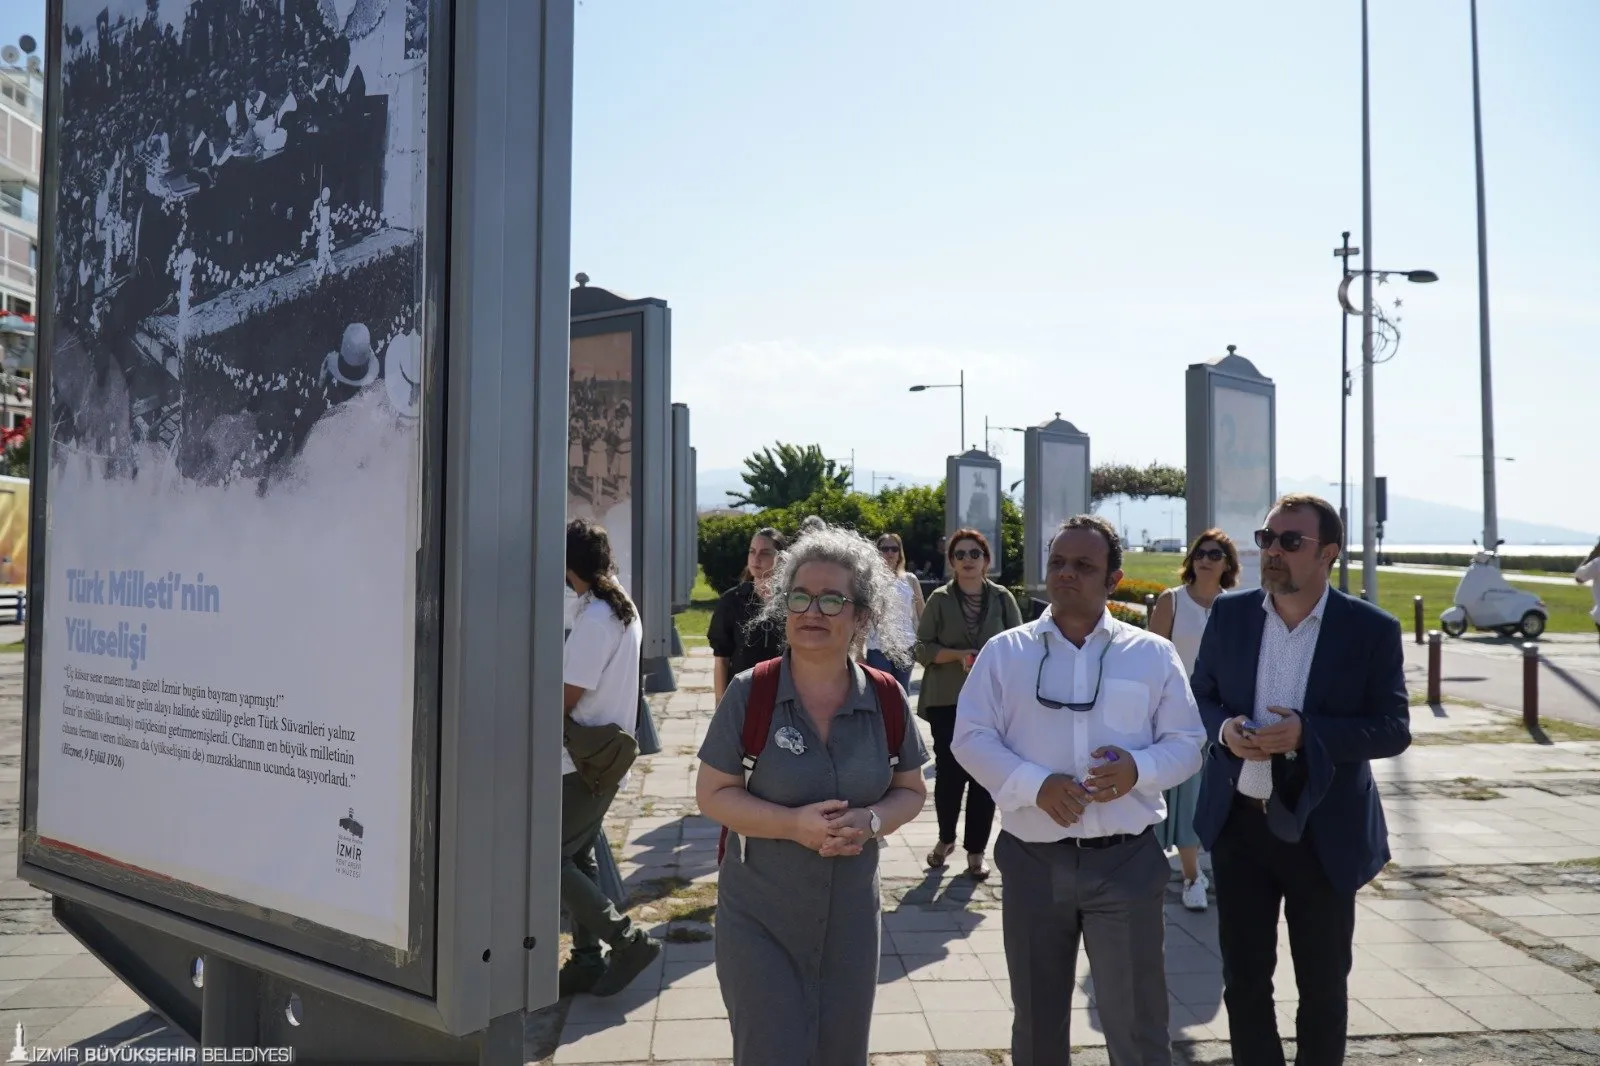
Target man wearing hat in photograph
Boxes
[322,322,379,407]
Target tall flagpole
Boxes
[1470,0,1499,552]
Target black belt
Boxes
[1234,792,1270,814]
[1065,825,1151,850]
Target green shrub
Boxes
[698,512,763,594]
[698,481,1029,593]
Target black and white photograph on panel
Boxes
[957,463,1000,569]
[35,0,433,951]
[567,330,635,596]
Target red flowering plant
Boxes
[1,416,31,477]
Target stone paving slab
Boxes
[0,648,1597,1063]
[541,650,1600,1064]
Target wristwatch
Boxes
[867,807,883,838]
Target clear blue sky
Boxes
[6,1,1597,534]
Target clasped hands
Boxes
[1034,747,1137,828]
[1222,707,1303,761]
[791,799,876,857]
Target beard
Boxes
[1261,567,1298,594]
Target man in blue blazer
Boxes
[1191,494,1409,1066]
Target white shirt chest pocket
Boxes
[1099,678,1154,737]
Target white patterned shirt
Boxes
[1236,585,1329,799]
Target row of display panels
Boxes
[946,352,1277,595]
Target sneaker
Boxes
[590,933,662,997]
[558,955,607,998]
[1182,874,1209,912]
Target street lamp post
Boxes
[1334,231,1359,593]
[1361,0,1376,603]
[984,416,1026,456]
[1470,0,1500,552]
[1337,260,1437,598]
[870,472,897,493]
[909,370,965,453]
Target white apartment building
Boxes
[0,43,41,431]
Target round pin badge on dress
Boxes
[775,726,806,755]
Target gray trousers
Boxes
[996,829,1172,1066]
[561,772,634,961]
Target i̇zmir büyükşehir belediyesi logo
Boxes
[336,808,364,880]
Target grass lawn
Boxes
[1117,552,1595,635]
[674,571,720,648]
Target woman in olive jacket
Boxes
[913,528,1022,879]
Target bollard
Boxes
[1426,631,1441,705]
[1144,593,1155,614]
[1523,642,1539,730]
[1413,596,1425,645]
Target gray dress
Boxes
[699,654,930,1066]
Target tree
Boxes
[728,442,850,510]
[1091,462,1185,505]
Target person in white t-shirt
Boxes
[560,518,658,998]
[1577,539,1600,646]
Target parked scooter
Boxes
[1439,552,1549,640]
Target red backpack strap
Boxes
[861,664,908,773]
[718,657,783,865]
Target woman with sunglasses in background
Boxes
[696,526,928,1065]
[1147,528,1239,912]
[913,528,1021,878]
[864,532,925,690]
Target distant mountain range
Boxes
[696,468,1593,547]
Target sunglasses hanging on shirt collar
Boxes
[1036,635,1109,712]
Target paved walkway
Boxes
[1405,632,1600,729]
[543,650,1600,1065]
[2,649,1599,1063]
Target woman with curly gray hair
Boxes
[696,526,929,1065]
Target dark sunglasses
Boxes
[1190,548,1226,562]
[1037,639,1109,712]
[1254,529,1321,553]
[878,544,900,554]
[786,591,853,617]
[951,548,986,561]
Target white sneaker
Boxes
[1182,874,1209,912]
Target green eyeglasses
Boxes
[786,591,854,617]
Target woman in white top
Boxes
[559,518,657,998]
[1577,539,1600,646]
[1148,528,1239,912]
[865,532,926,690]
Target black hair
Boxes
[1055,514,1124,574]
[566,518,637,625]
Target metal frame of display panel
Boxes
[569,303,672,665]
[689,446,699,594]
[945,450,1004,579]
[671,403,692,613]
[1023,416,1091,592]
[1185,349,1277,590]
[17,0,573,1052]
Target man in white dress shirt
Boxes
[954,515,1206,1066]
